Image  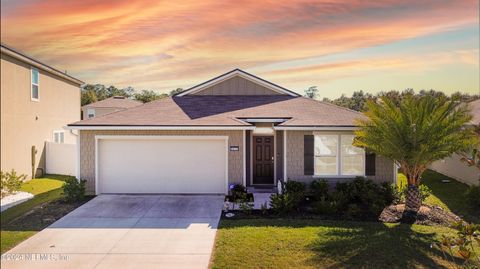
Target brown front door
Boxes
[253,136,274,185]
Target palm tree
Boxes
[355,95,474,222]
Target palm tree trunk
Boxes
[402,184,421,224]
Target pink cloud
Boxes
[1,0,478,94]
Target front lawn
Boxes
[212,219,470,269]
[1,174,89,254]
[398,170,479,223]
[212,170,480,268]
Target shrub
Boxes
[230,184,247,201]
[0,170,26,198]
[465,184,480,210]
[310,179,329,200]
[285,180,305,194]
[63,178,86,203]
[333,177,395,218]
[270,180,305,214]
[312,196,337,215]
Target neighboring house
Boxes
[82,96,142,119]
[430,99,480,185]
[1,44,83,178]
[68,69,396,195]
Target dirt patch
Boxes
[379,203,462,226]
[3,197,93,231]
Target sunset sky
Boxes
[1,0,479,98]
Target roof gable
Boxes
[176,69,300,97]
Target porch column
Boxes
[243,129,246,186]
[283,130,287,181]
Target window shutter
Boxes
[304,135,314,175]
[365,153,376,176]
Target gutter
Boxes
[65,125,256,131]
[1,45,84,85]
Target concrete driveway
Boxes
[1,195,224,269]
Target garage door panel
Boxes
[98,138,227,194]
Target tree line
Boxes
[81,84,183,106]
[82,83,479,109]
[305,86,479,112]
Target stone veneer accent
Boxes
[286,130,395,185]
[79,130,244,194]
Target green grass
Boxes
[398,170,479,223]
[212,219,468,269]
[0,174,71,253]
[0,231,36,254]
[212,170,480,268]
[20,177,65,195]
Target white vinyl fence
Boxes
[46,142,76,176]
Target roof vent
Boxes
[113,96,126,99]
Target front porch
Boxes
[243,121,285,190]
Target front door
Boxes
[253,136,274,185]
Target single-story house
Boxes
[430,99,480,185]
[82,96,143,119]
[67,69,396,195]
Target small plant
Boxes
[260,202,269,215]
[310,179,329,200]
[465,184,480,210]
[230,184,247,201]
[1,170,26,198]
[238,201,254,214]
[63,178,86,203]
[270,180,305,214]
[432,221,480,268]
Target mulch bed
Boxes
[379,203,462,226]
[223,203,463,226]
[3,196,94,231]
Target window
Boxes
[31,68,39,101]
[314,135,338,175]
[314,134,365,176]
[87,108,95,118]
[341,135,365,175]
[53,131,65,143]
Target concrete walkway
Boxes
[1,194,224,269]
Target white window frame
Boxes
[313,133,365,177]
[53,130,65,143]
[313,134,339,176]
[31,68,39,101]
[340,134,365,176]
[87,108,96,118]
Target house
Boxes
[1,44,83,178]
[67,69,396,195]
[82,96,142,119]
[430,99,480,185]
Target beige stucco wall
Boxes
[430,154,479,186]
[79,130,244,194]
[81,107,124,119]
[192,76,283,95]
[285,130,395,185]
[1,53,80,178]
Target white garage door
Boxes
[97,136,227,194]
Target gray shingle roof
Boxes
[82,96,143,109]
[70,95,365,127]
